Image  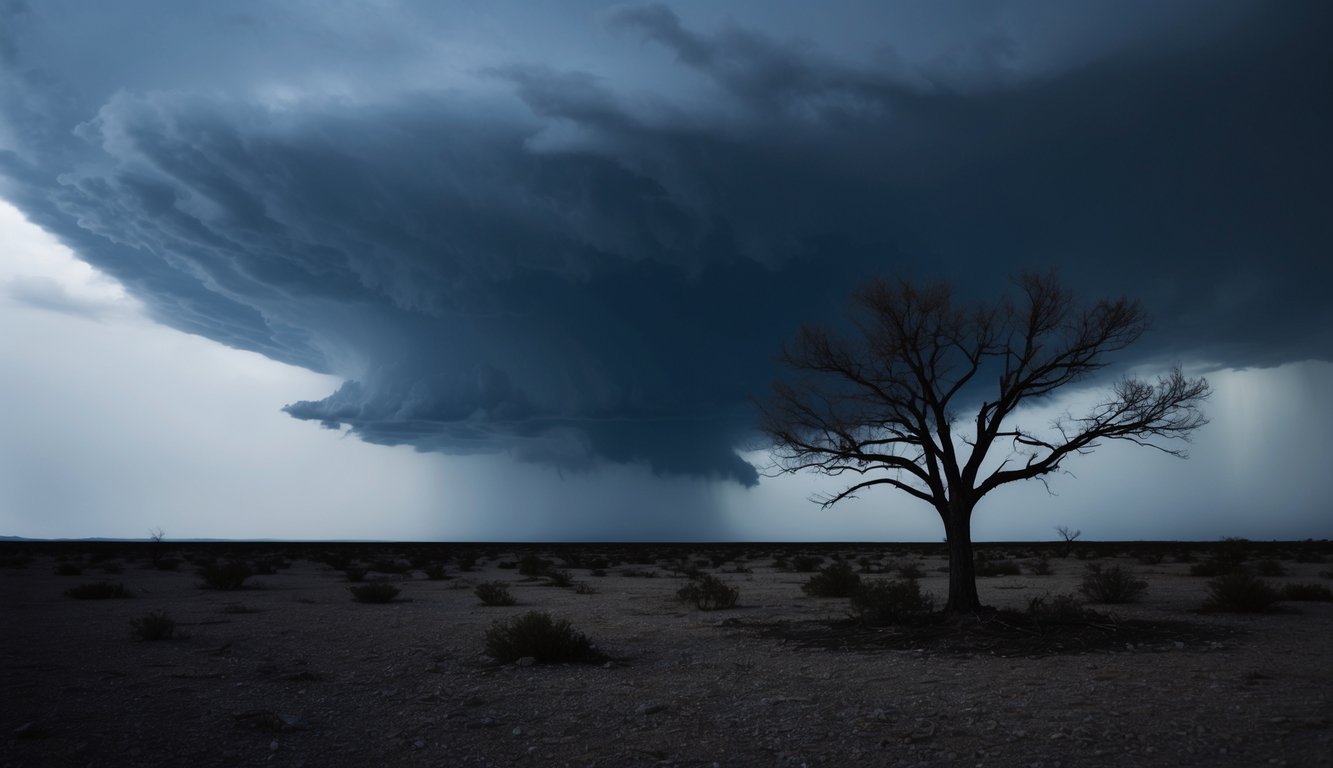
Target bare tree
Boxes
[759,272,1210,614]
[1054,525,1082,557]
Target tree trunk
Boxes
[942,502,982,614]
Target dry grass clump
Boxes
[349,582,401,603]
[475,581,516,606]
[130,610,176,641]
[65,581,132,599]
[1203,572,1281,613]
[484,611,603,664]
[848,578,934,626]
[677,574,740,610]
[196,560,254,590]
[1079,564,1148,603]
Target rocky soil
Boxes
[2,542,1331,767]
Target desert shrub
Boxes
[343,566,368,582]
[130,609,176,641]
[455,551,479,572]
[65,581,131,599]
[1173,549,1195,563]
[197,560,254,590]
[1203,572,1281,613]
[518,554,552,577]
[349,582,401,603]
[320,553,352,571]
[219,602,261,614]
[544,569,574,588]
[896,562,926,580]
[249,558,278,575]
[1079,564,1148,603]
[55,562,84,576]
[574,582,598,595]
[791,555,825,573]
[677,574,739,610]
[1189,559,1242,577]
[1136,551,1166,565]
[422,563,450,581]
[849,578,934,626]
[771,556,790,571]
[99,561,124,574]
[484,611,602,664]
[155,557,181,572]
[590,568,607,578]
[475,581,517,606]
[1026,555,1054,576]
[1281,582,1332,602]
[620,568,657,578]
[369,558,411,575]
[1026,593,1086,624]
[802,561,862,598]
[1255,559,1288,577]
[976,559,1022,577]
[1294,550,1326,564]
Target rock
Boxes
[269,740,279,751]
[516,657,537,667]
[637,703,668,715]
[12,722,40,739]
[512,726,524,736]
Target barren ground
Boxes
[2,542,1331,768]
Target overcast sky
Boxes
[1,1,1330,541]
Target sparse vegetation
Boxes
[349,582,401,603]
[1281,583,1332,602]
[130,609,176,641]
[975,557,1023,577]
[1079,564,1148,604]
[790,555,825,573]
[55,562,84,576]
[484,611,602,664]
[1203,572,1282,613]
[544,569,574,588]
[1026,593,1086,625]
[1026,555,1054,576]
[801,561,862,598]
[422,563,450,580]
[66,581,131,599]
[677,574,740,610]
[197,560,254,590]
[1255,559,1288,577]
[475,581,517,606]
[848,578,934,626]
[343,566,368,582]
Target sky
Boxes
[1,1,1330,542]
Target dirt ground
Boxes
[2,542,1331,768]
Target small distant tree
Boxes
[760,273,1210,614]
[148,527,166,566]
[1055,525,1081,558]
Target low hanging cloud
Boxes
[1,1,1329,486]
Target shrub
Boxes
[544,569,574,588]
[484,611,602,664]
[343,566,368,582]
[1026,555,1054,576]
[1079,564,1148,603]
[455,551,479,571]
[369,558,411,575]
[1190,559,1242,577]
[130,610,176,641]
[475,581,516,606]
[55,562,84,576]
[1026,593,1086,624]
[1203,572,1281,613]
[802,561,862,598]
[791,555,825,573]
[197,560,254,590]
[1255,560,1288,577]
[349,582,401,603]
[976,559,1022,577]
[849,578,935,626]
[421,563,450,581]
[518,554,552,577]
[66,581,131,599]
[1280,582,1332,602]
[155,557,181,572]
[99,561,124,574]
[574,582,598,595]
[896,562,926,580]
[677,574,739,610]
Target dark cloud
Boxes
[1,2,1329,487]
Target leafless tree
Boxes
[759,272,1210,614]
[1054,525,1082,557]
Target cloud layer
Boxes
[2,1,1330,485]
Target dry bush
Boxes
[1079,564,1148,603]
[677,574,739,610]
[475,582,516,606]
[484,611,603,664]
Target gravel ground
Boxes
[2,543,1330,767]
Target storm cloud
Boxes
[2,1,1330,487]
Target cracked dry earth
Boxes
[2,545,1331,768]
